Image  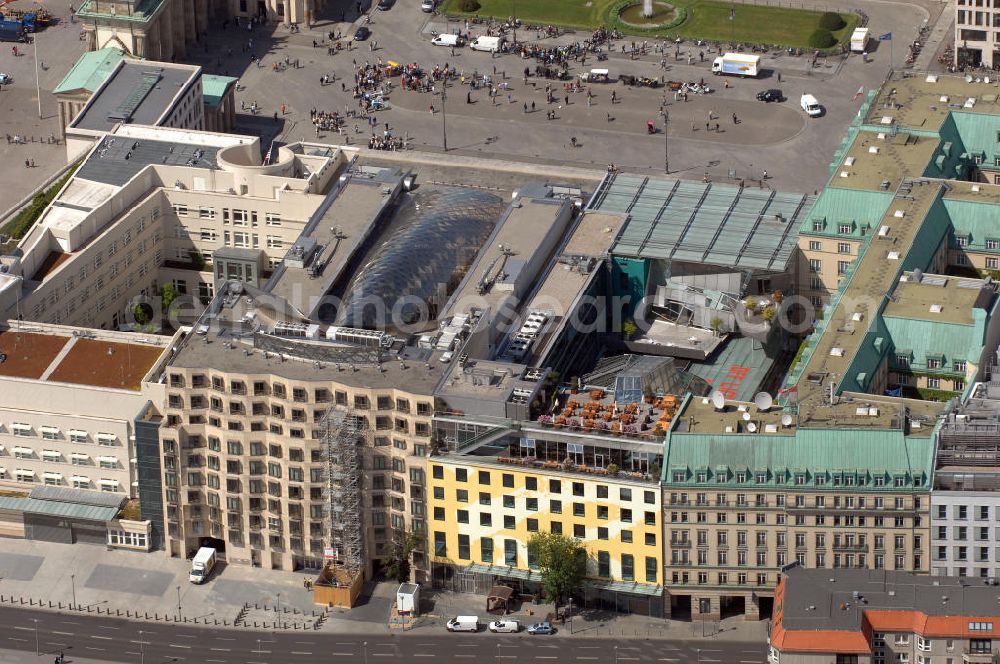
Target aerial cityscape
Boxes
[0,0,996,662]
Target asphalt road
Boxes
[1,606,765,664]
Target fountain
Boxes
[617,0,677,26]
[642,0,653,17]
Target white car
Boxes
[421,0,435,11]
[800,94,822,117]
[488,620,520,633]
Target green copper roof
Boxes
[799,186,893,237]
[202,75,237,108]
[663,427,934,490]
[76,0,165,23]
[883,307,989,368]
[53,48,125,95]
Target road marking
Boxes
[294,641,315,645]
[7,637,27,642]
[84,647,106,652]
[577,657,599,660]
[413,656,433,658]
[92,635,113,640]
[215,637,237,641]
[52,631,74,636]
[579,646,600,650]
[658,659,679,662]
[210,647,232,652]
[330,653,352,656]
[12,626,32,631]
[59,621,80,625]
[125,652,139,656]
[536,658,557,661]
[96,625,120,630]
[176,634,198,639]
[169,644,193,649]
[207,660,227,663]
[290,651,312,655]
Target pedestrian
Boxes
[762,169,768,180]
[531,101,535,112]
[732,112,737,124]
[607,112,612,122]
[705,121,710,131]
[715,122,719,132]
[24,159,28,168]
[467,91,471,104]
[281,104,286,115]
[564,94,569,105]
[691,121,696,132]
[611,90,617,104]
[274,111,279,122]
[777,72,781,83]
[429,105,434,113]
[523,102,528,113]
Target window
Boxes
[598,551,610,577]
[808,240,822,251]
[838,223,852,234]
[838,242,851,254]
[622,554,634,581]
[434,532,446,556]
[432,465,443,480]
[502,473,514,488]
[504,539,517,566]
[457,534,470,560]
[809,259,822,273]
[838,260,851,275]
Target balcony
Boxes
[669,540,692,549]
[963,651,996,664]
[833,543,869,552]
[534,389,680,440]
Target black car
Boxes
[354,26,371,40]
[377,0,394,9]
[756,89,783,102]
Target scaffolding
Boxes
[319,407,365,579]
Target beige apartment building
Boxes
[0,322,170,494]
[160,325,438,574]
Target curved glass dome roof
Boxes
[335,187,505,330]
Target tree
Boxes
[132,303,152,326]
[160,282,179,317]
[527,531,587,608]
[709,315,723,336]
[384,531,422,583]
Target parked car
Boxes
[756,88,783,102]
[488,620,520,633]
[446,616,480,632]
[421,0,435,11]
[0,73,12,85]
[354,26,371,41]
[378,0,395,8]
[527,622,555,635]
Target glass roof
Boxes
[335,186,505,330]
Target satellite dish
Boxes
[781,413,793,427]
[742,411,752,421]
[711,391,726,410]
[753,392,773,412]
[747,422,758,433]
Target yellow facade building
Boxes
[428,455,663,615]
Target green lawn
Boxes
[440,0,858,49]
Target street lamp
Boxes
[276,592,281,614]
[70,574,76,609]
[696,647,702,664]
[441,85,448,152]
[139,629,145,664]
[496,642,501,664]
[659,101,669,174]
[613,645,619,664]
[256,638,262,662]
[32,619,39,656]
[176,585,181,619]
[363,640,368,664]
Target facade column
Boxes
[134,34,146,58]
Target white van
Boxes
[488,619,520,633]
[800,94,822,117]
[470,35,504,53]
[446,615,480,632]
[431,33,462,47]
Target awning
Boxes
[41,450,61,459]
[71,475,90,484]
[96,433,117,444]
[98,479,118,487]
[71,453,89,460]
[39,426,60,435]
[15,469,35,477]
[43,472,63,480]
[11,423,31,433]
[12,446,33,455]
[68,429,88,439]
[97,456,118,464]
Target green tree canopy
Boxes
[527,531,587,604]
[385,531,423,583]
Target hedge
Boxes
[808,28,836,48]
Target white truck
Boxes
[800,94,822,117]
[850,27,869,53]
[469,35,504,53]
[189,546,216,584]
[711,53,760,77]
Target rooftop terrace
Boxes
[0,325,168,390]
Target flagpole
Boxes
[889,35,892,72]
